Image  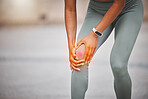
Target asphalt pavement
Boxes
[0,22,148,99]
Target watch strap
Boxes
[92,28,103,37]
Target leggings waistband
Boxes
[88,0,143,15]
[92,0,113,3]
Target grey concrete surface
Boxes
[0,22,148,99]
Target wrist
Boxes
[90,31,99,38]
[68,41,75,50]
[68,38,75,45]
[92,27,103,37]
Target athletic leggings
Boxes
[71,0,144,99]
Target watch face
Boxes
[95,31,102,36]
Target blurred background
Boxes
[0,0,147,99]
[0,0,148,25]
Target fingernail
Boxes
[85,62,89,65]
[78,68,81,71]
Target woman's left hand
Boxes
[76,31,99,64]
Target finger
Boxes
[71,62,85,67]
[72,48,78,60]
[71,64,80,71]
[70,56,85,64]
[70,64,73,70]
[76,40,84,50]
[70,64,74,72]
[91,48,96,61]
[84,45,89,62]
[88,47,95,63]
[86,47,92,63]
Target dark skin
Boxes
[64,0,126,71]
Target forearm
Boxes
[95,1,125,34]
[65,9,77,49]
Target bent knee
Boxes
[76,44,85,60]
[110,59,128,77]
[111,65,127,76]
[75,44,89,71]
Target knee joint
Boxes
[110,58,128,77]
[76,44,85,60]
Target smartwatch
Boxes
[92,28,103,37]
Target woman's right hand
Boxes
[69,44,85,72]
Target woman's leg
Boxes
[71,7,114,99]
[110,1,144,99]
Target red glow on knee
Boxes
[76,44,85,60]
[76,51,84,59]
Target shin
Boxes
[71,44,88,99]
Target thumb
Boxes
[76,40,84,50]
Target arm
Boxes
[76,0,126,63]
[95,0,126,34]
[65,0,77,48]
[64,0,85,71]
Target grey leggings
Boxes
[71,0,144,99]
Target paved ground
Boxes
[0,22,148,99]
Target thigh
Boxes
[77,7,114,54]
[110,3,144,64]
